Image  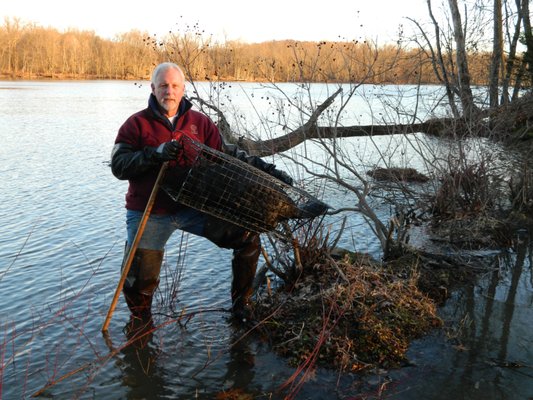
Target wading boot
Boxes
[230,232,260,323]
[202,216,261,323]
[122,246,164,320]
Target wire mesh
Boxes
[163,138,329,233]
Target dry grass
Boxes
[254,245,443,373]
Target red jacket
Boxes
[112,95,222,214]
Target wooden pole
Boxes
[101,162,169,332]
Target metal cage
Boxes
[162,138,329,233]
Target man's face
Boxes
[151,68,185,117]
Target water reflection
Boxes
[118,318,170,399]
[498,235,527,362]
[387,235,533,400]
[101,310,261,399]
[221,329,256,393]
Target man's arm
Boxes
[111,142,181,180]
[110,143,160,180]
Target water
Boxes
[0,81,531,399]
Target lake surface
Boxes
[0,80,531,399]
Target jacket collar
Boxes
[148,94,193,127]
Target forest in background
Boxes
[0,16,517,85]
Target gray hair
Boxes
[151,62,185,83]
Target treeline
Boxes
[0,18,155,79]
[0,17,511,85]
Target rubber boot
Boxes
[230,232,260,322]
[202,216,260,322]
[122,245,164,320]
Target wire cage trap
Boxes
[162,138,329,233]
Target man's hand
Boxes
[270,169,293,186]
[156,141,182,161]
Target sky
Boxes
[1,0,431,44]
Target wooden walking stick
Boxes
[102,161,169,332]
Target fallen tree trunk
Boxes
[193,89,533,157]
[239,120,457,157]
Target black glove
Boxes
[156,141,182,161]
[269,169,293,186]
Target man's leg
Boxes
[122,244,164,319]
[202,216,260,321]
[123,211,174,319]
[230,231,260,320]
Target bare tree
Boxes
[447,0,480,118]
[409,1,462,118]
[520,0,533,85]
[500,0,524,104]
[490,0,504,108]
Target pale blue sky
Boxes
[1,0,431,44]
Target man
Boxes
[111,62,292,322]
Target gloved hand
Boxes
[156,141,182,161]
[270,169,293,186]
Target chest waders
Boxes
[202,216,261,322]
[122,244,164,319]
[120,215,260,323]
